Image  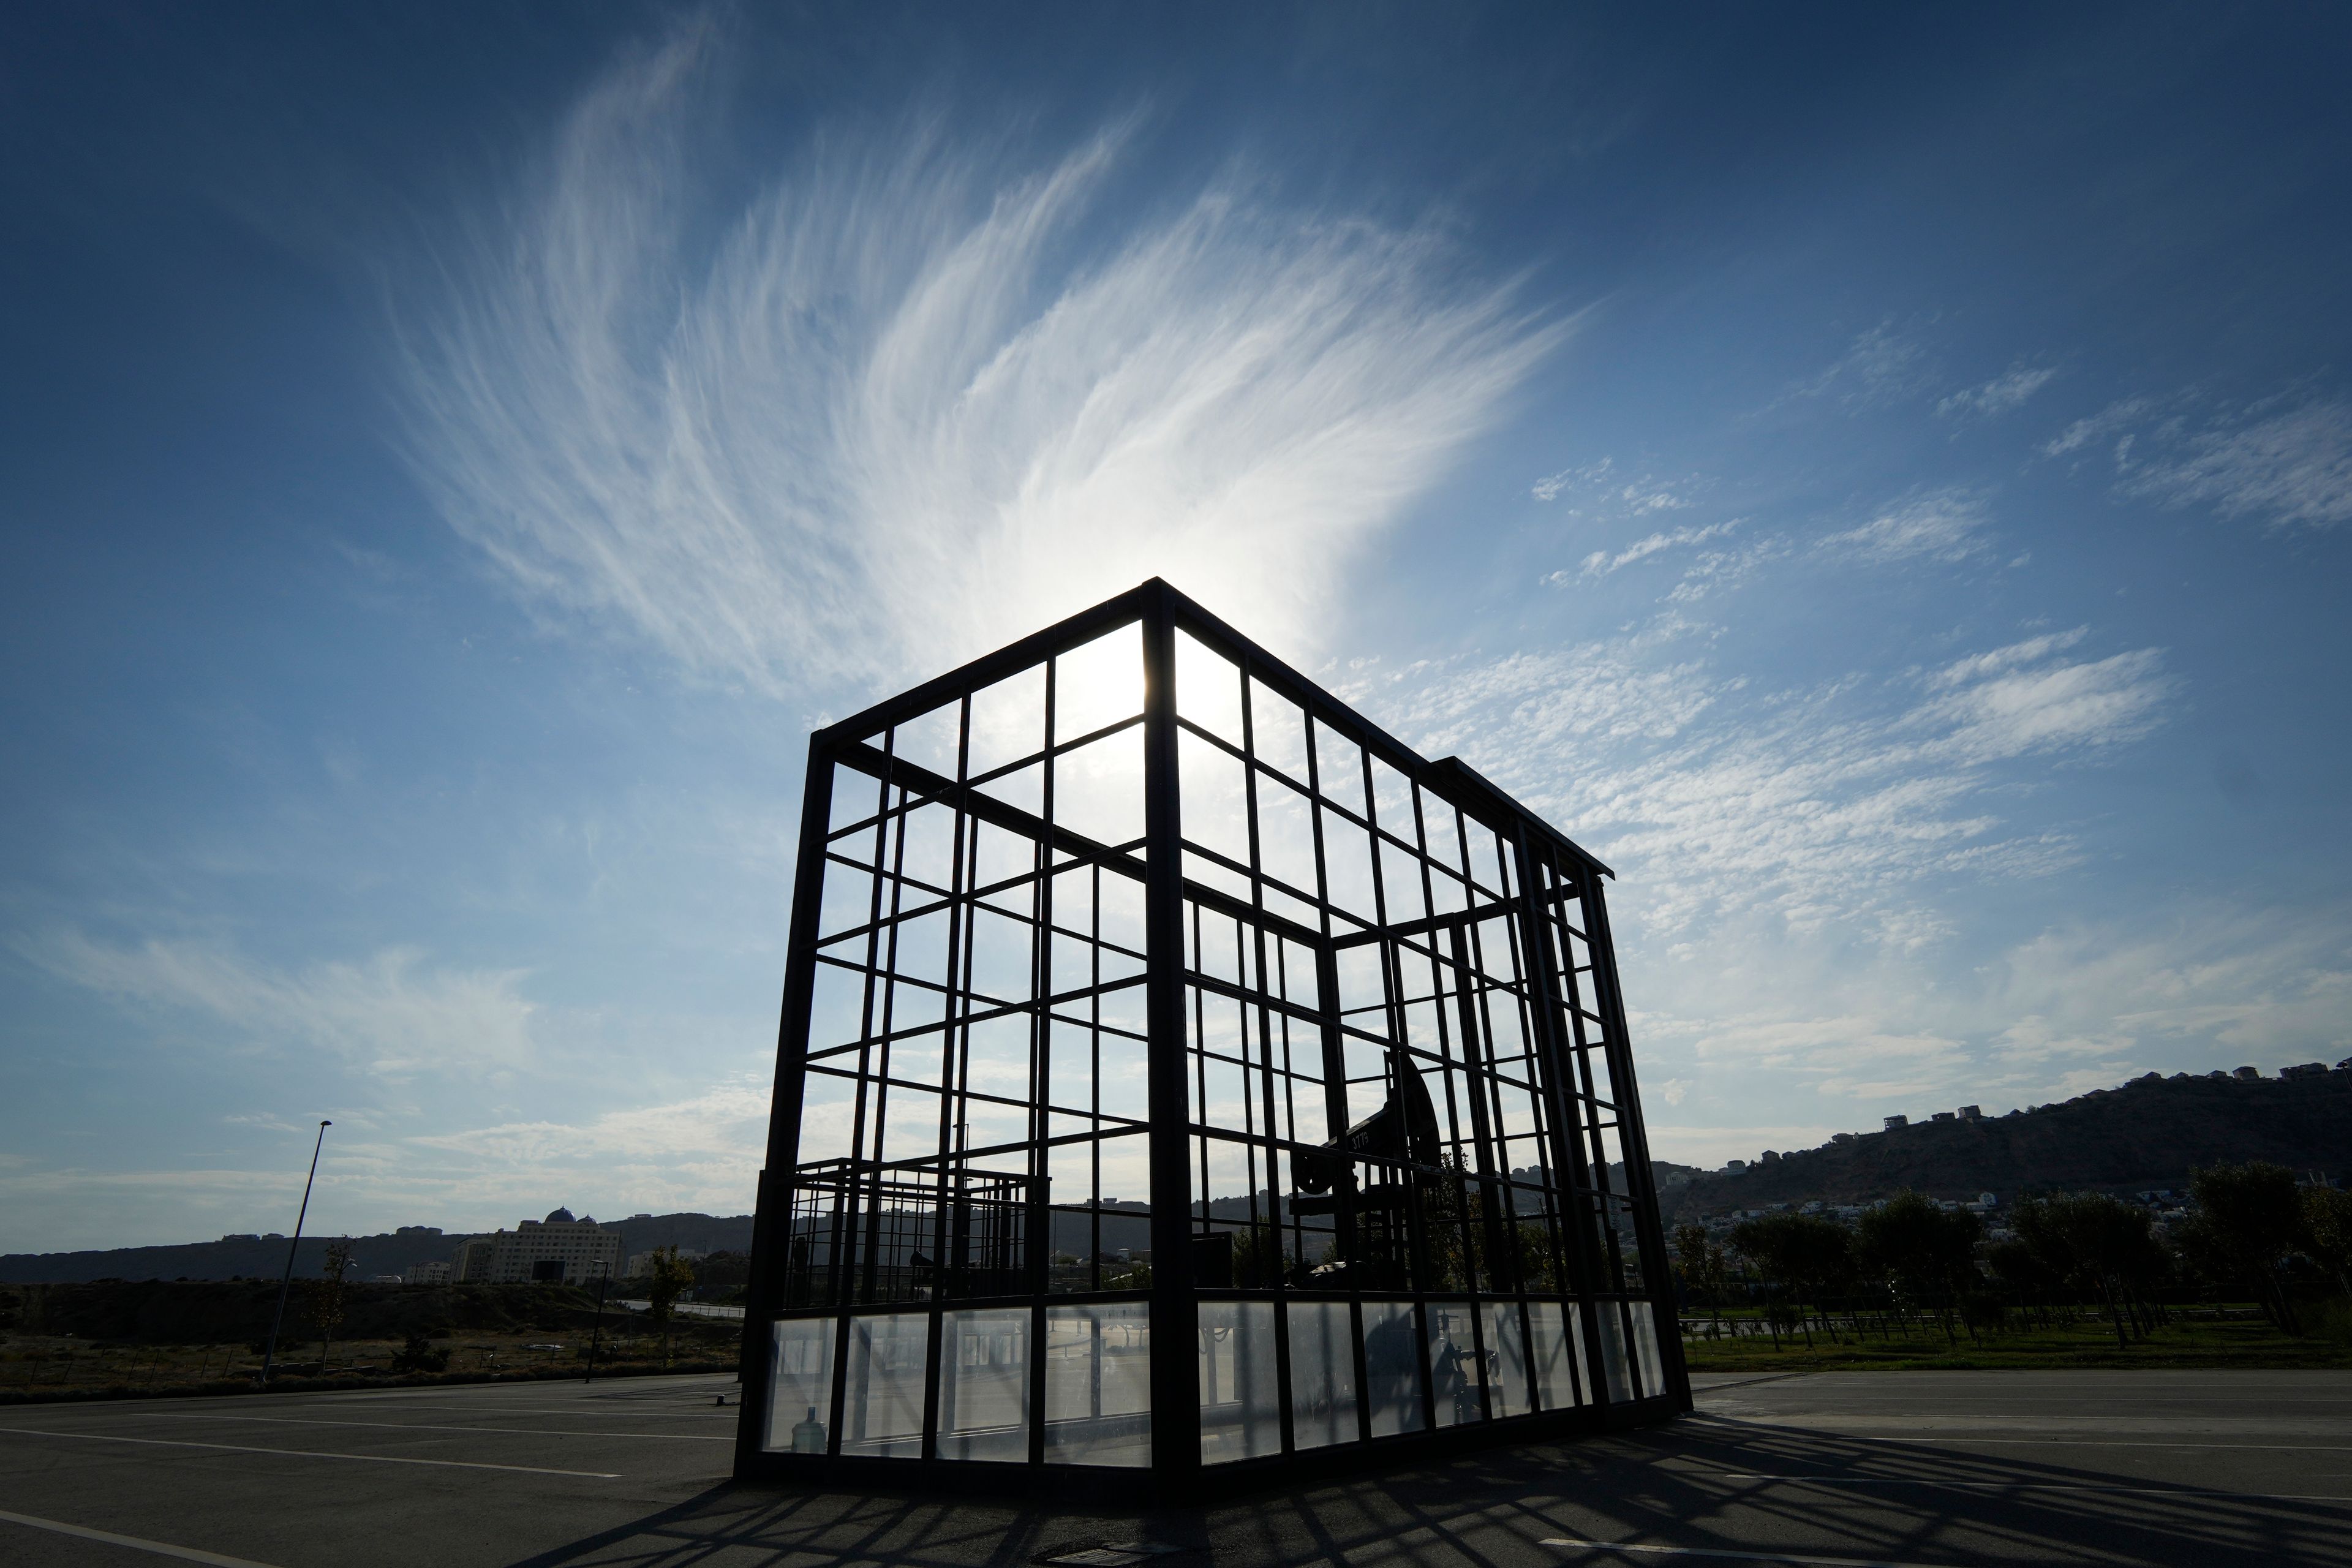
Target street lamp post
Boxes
[584,1265,611,1384]
[258,1120,331,1387]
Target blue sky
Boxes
[3,6,2348,1251]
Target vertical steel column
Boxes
[1509,834,1615,1411]
[1140,587,1200,1485]
[1580,873,1694,1410]
[735,734,838,1474]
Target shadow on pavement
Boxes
[503,1415,2352,1568]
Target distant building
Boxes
[221,1234,260,1242]
[451,1208,620,1286]
[2233,1065,2261,1080]
[405,1260,452,1286]
[368,1274,404,1284]
[1832,1132,1855,1144]
[396,1225,444,1238]
[1957,1105,1981,1120]
[1931,1111,1955,1122]
[2281,1062,2327,1080]
[1978,1192,1997,1207]
[1883,1115,1909,1130]
[1760,1150,1781,1165]
[1724,1159,1747,1173]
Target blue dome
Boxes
[544,1206,575,1223]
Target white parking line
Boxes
[146,1412,729,1441]
[1539,1541,1948,1567]
[0,1507,281,1567]
[1709,1473,2352,1503]
[0,1427,620,1478]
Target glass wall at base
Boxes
[1287,1300,1359,1450]
[1528,1300,1585,1411]
[1482,1301,1531,1419]
[1362,1300,1425,1438]
[1594,1303,1635,1404]
[1199,1300,1279,1464]
[938,1308,1030,1461]
[766,1317,837,1453]
[1047,1302,1152,1466]
[842,1312,929,1458]
[1425,1300,1487,1428]
[1631,1304,1665,1399]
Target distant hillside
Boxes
[0,1212,753,1285]
[1667,1072,2352,1220]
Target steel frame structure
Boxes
[733,580,1689,1496]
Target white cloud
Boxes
[1782,319,1933,410]
[1362,620,2170,941]
[2117,396,2352,530]
[1937,364,2056,419]
[2041,396,2153,457]
[14,931,536,1077]
[1556,519,1742,581]
[400,28,1568,698]
[1819,490,1989,565]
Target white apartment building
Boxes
[450,1207,621,1286]
[404,1260,453,1286]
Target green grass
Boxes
[1679,1308,2352,1371]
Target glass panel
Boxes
[1482,1300,1531,1419]
[1630,1303,1665,1400]
[1425,1298,1486,1428]
[1361,1299,1425,1438]
[1199,1300,1280,1464]
[1528,1300,1582,1411]
[936,1308,1030,1461]
[1286,1300,1359,1450]
[1594,1302,1635,1404]
[764,1316,837,1453]
[1045,1302,1152,1467]
[841,1312,929,1458]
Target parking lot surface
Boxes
[1,1368,2346,1566]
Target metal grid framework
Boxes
[734,580,1688,1493]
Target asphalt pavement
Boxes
[0,1368,2345,1567]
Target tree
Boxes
[2179,1161,2304,1332]
[1729,1213,1853,1346]
[1672,1224,1728,1335]
[309,1240,353,1373]
[2011,1193,2169,1348]
[1856,1191,1981,1343]
[2301,1184,2352,1302]
[643,1245,699,1366]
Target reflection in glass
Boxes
[1480,1300,1531,1420]
[937,1308,1030,1461]
[1286,1300,1359,1449]
[842,1312,930,1458]
[1528,1300,1583,1411]
[1362,1300,1426,1438]
[1630,1303,1664,1400]
[1425,1299,1487,1427]
[1046,1302,1152,1467]
[765,1316,837,1453]
[1199,1300,1280,1464]
[1594,1302,1635,1403]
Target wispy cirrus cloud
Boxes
[2043,390,2352,530]
[1553,518,1743,581]
[1359,622,2171,941]
[1819,489,1989,565]
[1779,318,1936,411]
[13,930,536,1077]
[1937,363,2056,419]
[2117,396,2352,530]
[399,27,1567,698]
